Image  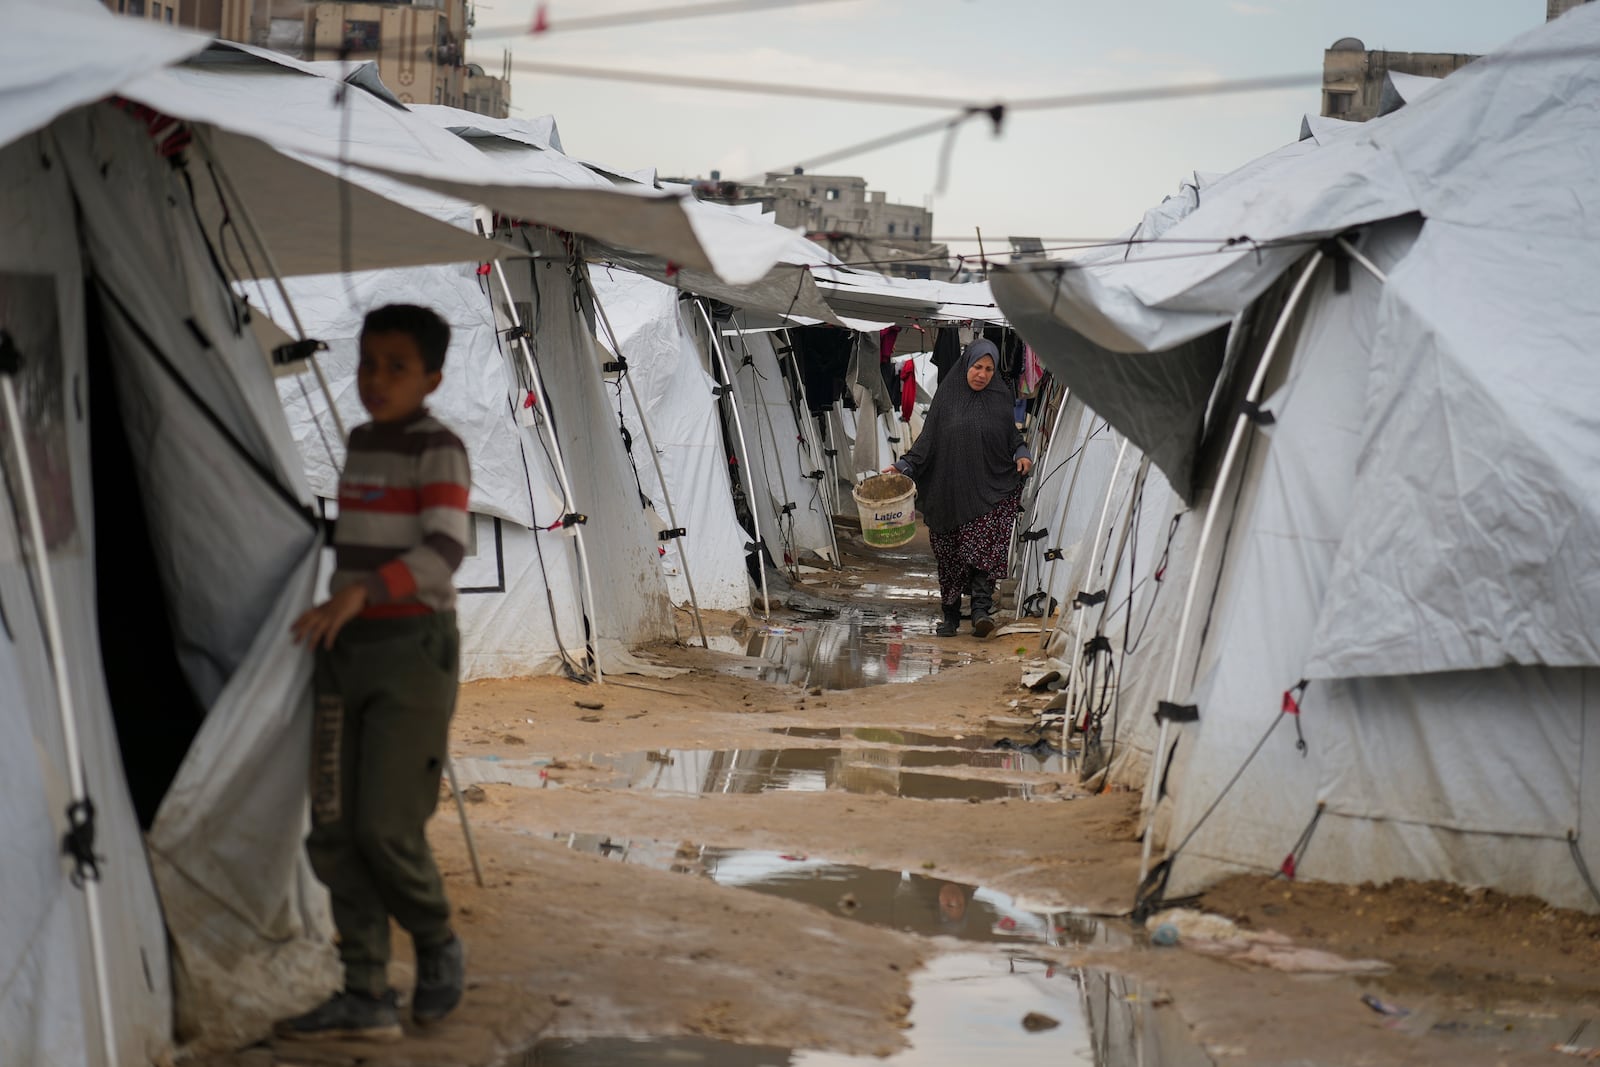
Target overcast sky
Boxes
[467,0,1545,248]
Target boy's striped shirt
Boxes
[331,411,471,617]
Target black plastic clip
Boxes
[64,798,102,888]
[1083,634,1113,656]
[1044,548,1064,562]
[713,384,734,399]
[804,469,826,480]
[503,323,531,343]
[272,337,328,367]
[824,448,839,458]
[886,436,901,445]
[603,359,627,374]
[779,503,797,515]
[1073,589,1107,608]
[1019,528,1049,543]
[560,512,587,528]
[1240,399,1275,426]
[1155,701,1200,724]
[658,527,686,541]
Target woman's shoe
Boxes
[935,604,962,636]
[971,611,995,638]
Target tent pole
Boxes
[488,260,604,683]
[1058,437,1129,753]
[0,374,120,1067]
[1034,409,1094,634]
[1078,455,1151,767]
[696,301,771,620]
[443,760,485,887]
[777,328,840,565]
[1014,385,1073,621]
[190,128,347,442]
[1049,432,1127,657]
[587,282,710,650]
[1137,251,1325,884]
[733,322,799,578]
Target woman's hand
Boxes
[881,465,900,474]
[1016,456,1033,475]
[291,583,369,651]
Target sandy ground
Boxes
[210,526,1600,1067]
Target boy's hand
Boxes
[291,584,369,650]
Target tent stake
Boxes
[444,760,485,888]
[1,372,120,1067]
[697,301,771,620]
[1138,250,1325,885]
[587,278,710,649]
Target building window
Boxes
[913,224,922,238]
[825,188,840,201]
[1325,90,1354,116]
[125,0,144,13]
[343,19,381,52]
[887,223,896,235]
[164,5,173,21]
[151,1,161,16]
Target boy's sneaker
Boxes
[413,935,466,1024]
[273,990,402,1042]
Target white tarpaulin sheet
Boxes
[591,269,751,612]
[0,0,206,151]
[728,326,836,564]
[999,6,1600,678]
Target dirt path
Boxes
[219,526,1600,1067]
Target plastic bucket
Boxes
[851,475,918,549]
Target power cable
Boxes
[473,0,861,40]
[504,60,979,110]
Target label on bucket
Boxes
[864,523,916,547]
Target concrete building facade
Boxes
[102,0,511,117]
[1323,2,1592,122]
[695,170,946,280]
[1320,37,1474,122]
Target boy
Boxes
[277,304,471,1042]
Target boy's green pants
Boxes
[307,612,460,997]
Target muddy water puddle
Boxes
[717,610,970,691]
[528,837,1180,1063]
[456,740,1070,801]
[522,954,1203,1066]
[552,833,1112,948]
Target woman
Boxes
[891,339,1032,637]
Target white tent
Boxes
[992,7,1600,912]
[1,7,356,1058]
[591,269,753,613]
[722,324,838,566]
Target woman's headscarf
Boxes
[894,338,1027,533]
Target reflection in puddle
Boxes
[523,954,1207,1066]
[455,742,1070,801]
[723,610,970,691]
[553,834,1111,948]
